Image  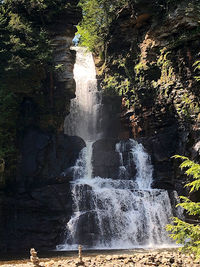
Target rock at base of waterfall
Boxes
[92,138,137,179]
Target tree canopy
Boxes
[77,0,127,51]
[0,0,71,179]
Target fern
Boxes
[193,60,200,82]
[178,197,200,216]
[167,155,200,258]
[172,155,200,191]
[193,60,200,71]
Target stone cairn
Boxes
[76,245,85,266]
[30,248,40,267]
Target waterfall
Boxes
[57,47,175,250]
[64,47,102,142]
[116,139,153,189]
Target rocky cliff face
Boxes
[0,2,83,252]
[98,0,200,195]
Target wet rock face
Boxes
[18,130,85,191]
[138,125,179,190]
[92,139,120,179]
[72,210,99,247]
[3,184,72,252]
[1,134,85,252]
[100,95,121,139]
[92,138,137,179]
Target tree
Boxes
[166,155,200,258]
[0,0,51,177]
[77,0,127,52]
[0,0,73,180]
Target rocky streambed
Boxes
[0,250,200,267]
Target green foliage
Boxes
[176,92,200,120]
[77,0,127,51]
[103,74,130,96]
[134,61,148,75]
[174,155,200,192]
[0,0,71,179]
[193,60,200,82]
[77,0,101,51]
[157,49,175,84]
[167,217,200,256]
[103,73,137,109]
[0,87,18,158]
[166,155,200,258]
[0,0,49,171]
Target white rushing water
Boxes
[64,47,102,142]
[116,139,153,189]
[57,47,175,250]
[58,140,174,250]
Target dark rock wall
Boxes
[99,95,122,139]
[1,134,85,252]
[0,3,83,252]
[98,0,200,195]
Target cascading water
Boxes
[64,47,102,142]
[64,47,101,179]
[58,47,175,250]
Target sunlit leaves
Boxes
[178,197,200,216]
[173,155,200,192]
[167,155,200,258]
[193,60,200,82]
[77,0,127,51]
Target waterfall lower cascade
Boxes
[58,47,174,250]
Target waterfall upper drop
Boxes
[58,47,175,250]
[64,47,102,179]
[64,47,102,142]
